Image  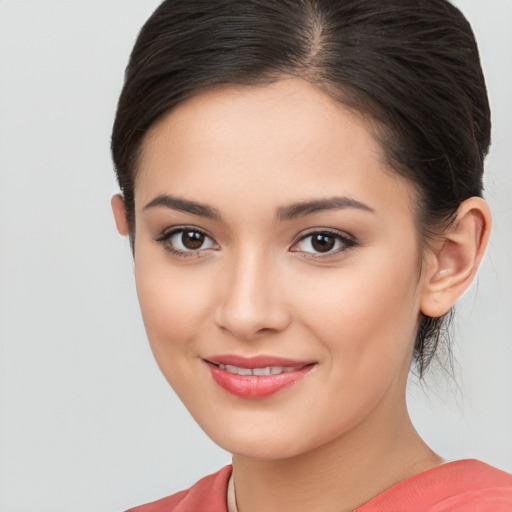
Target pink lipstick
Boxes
[204,355,315,399]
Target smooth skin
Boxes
[112,78,491,512]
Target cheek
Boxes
[292,249,421,369]
[134,257,215,362]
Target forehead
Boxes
[135,78,416,222]
[140,78,380,169]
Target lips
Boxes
[204,355,315,399]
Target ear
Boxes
[420,197,491,318]
[111,194,130,236]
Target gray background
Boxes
[0,1,510,511]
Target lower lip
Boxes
[206,363,314,399]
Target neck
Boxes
[231,400,441,512]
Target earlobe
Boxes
[420,197,491,318]
[111,194,130,236]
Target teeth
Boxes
[217,364,302,376]
[253,367,272,376]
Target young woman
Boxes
[110,0,512,510]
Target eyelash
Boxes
[154,226,218,259]
[154,227,357,259]
[291,229,357,258]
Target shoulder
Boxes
[356,460,512,512]
[125,465,232,512]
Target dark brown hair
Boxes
[111,0,490,376]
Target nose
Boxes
[214,250,292,341]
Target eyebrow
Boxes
[276,196,374,221]
[143,194,222,220]
[143,194,374,221]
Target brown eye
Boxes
[182,230,205,250]
[155,227,218,256]
[291,230,356,256]
[311,233,336,253]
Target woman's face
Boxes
[129,78,430,460]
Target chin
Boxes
[216,433,306,461]
[198,413,340,462]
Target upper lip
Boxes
[204,354,314,368]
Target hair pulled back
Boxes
[111,0,491,376]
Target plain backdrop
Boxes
[0,1,511,511]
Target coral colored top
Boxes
[126,460,512,512]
